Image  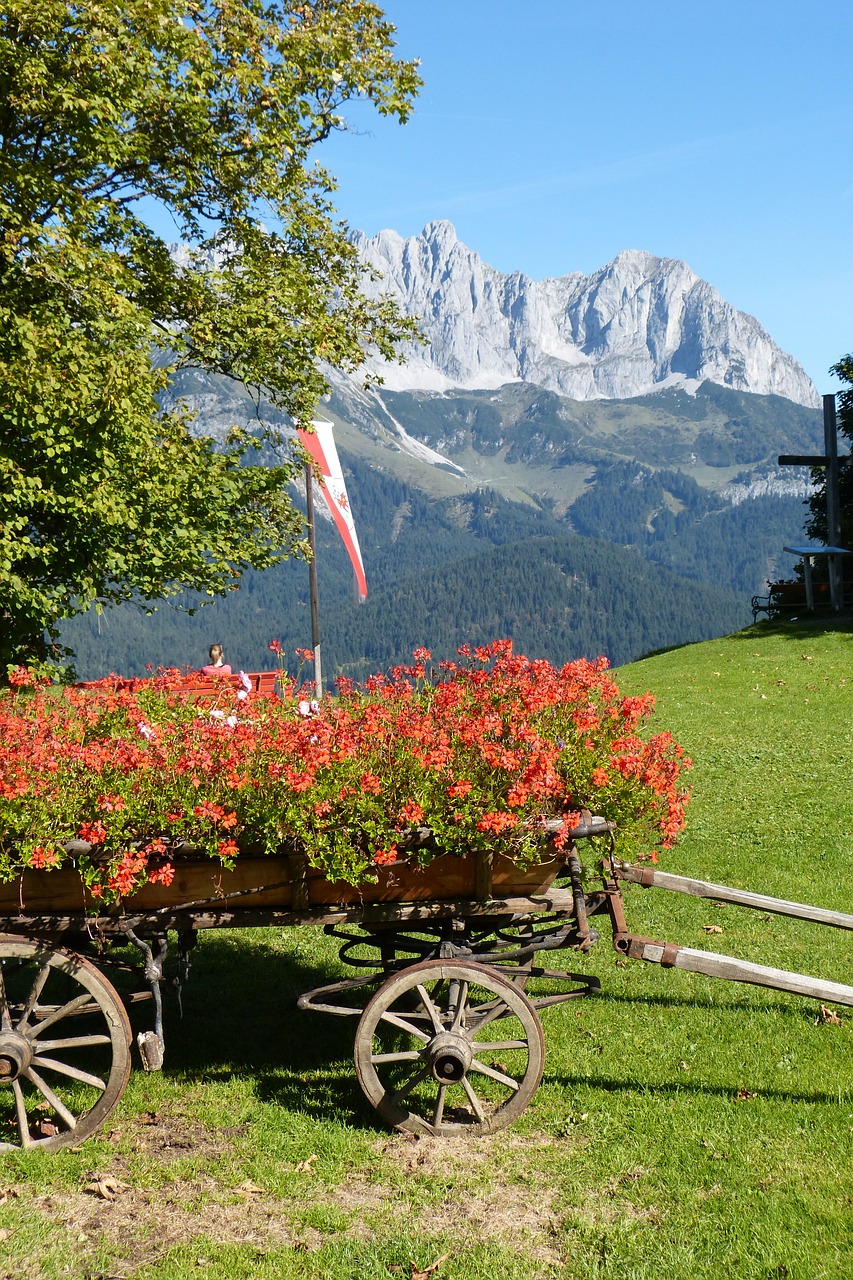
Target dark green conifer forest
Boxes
[62,449,806,681]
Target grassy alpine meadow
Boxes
[2,620,853,1280]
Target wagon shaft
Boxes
[613,861,853,931]
[608,860,853,1008]
[614,935,853,1008]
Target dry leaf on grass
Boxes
[411,1254,449,1279]
[83,1177,129,1200]
[702,924,723,934]
[235,1180,265,1197]
[815,1004,842,1025]
[294,1154,318,1173]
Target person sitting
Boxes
[200,643,232,677]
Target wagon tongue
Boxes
[612,934,853,1008]
[609,861,853,1008]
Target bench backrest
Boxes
[74,671,280,696]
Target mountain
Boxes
[352,221,819,407]
[61,228,823,679]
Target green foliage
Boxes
[0,0,421,675]
[806,353,853,546]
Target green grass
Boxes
[3,617,853,1279]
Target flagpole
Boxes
[304,462,323,699]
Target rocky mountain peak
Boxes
[353,224,819,407]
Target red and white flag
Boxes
[297,419,367,600]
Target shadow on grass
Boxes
[130,927,378,1127]
[730,613,853,644]
[546,1070,849,1106]
[570,986,829,1019]
[114,926,846,1127]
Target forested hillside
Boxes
[62,450,806,680]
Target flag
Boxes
[297,419,368,600]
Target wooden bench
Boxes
[74,671,280,696]
[751,579,851,622]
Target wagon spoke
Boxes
[378,1010,431,1042]
[0,966,11,1033]
[389,1065,431,1105]
[31,1055,107,1091]
[415,984,444,1035]
[11,1080,32,1149]
[0,939,132,1152]
[19,960,52,1030]
[466,997,510,1032]
[27,993,97,1039]
[461,1077,487,1123]
[356,961,545,1137]
[371,1050,423,1064]
[470,1039,528,1054]
[468,1059,521,1091]
[31,1034,112,1052]
[25,1068,78,1130]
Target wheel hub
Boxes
[0,1032,32,1084]
[427,1031,472,1084]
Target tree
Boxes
[0,0,421,675]
[806,355,853,550]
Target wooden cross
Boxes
[778,394,850,546]
[778,393,851,606]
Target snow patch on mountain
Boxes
[721,470,814,506]
[372,392,466,475]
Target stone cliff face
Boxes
[353,221,819,408]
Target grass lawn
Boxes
[2,618,852,1279]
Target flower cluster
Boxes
[0,642,690,900]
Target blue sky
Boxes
[318,0,851,393]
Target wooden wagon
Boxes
[2,817,852,1152]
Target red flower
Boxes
[148,862,175,886]
[79,820,107,845]
[194,801,225,822]
[476,811,518,834]
[374,845,399,866]
[8,666,35,687]
[29,846,58,869]
[98,794,125,812]
[398,799,424,826]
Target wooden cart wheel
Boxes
[354,959,545,1137]
[0,935,132,1152]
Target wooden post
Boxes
[778,392,850,609]
[824,394,842,606]
[305,463,323,699]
